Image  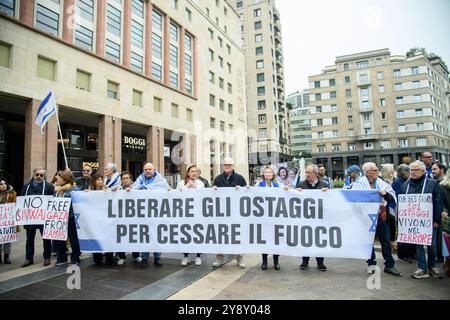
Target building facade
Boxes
[287,89,312,159]
[231,0,291,171]
[0,0,249,190]
[308,48,450,179]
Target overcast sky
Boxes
[276,0,450,94]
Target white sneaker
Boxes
[181,257,190,266]
[195,257,202,266]
[117,258,125,266]
[367,265,376,275]
[237,258,246,269]
[136,257,143,263]
[212,259,225,268]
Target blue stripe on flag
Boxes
[79,239,103,251]
[41,108,55,126]
[71,192,84,203]
[37,91,52,115]
[339,190,381,203]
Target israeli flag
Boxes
[35,90,57,134]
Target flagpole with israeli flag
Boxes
[35,89,68,169]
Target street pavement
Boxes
[0,234,449,300]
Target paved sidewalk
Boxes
[168,254,450,300]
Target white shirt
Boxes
[176,179,205,189]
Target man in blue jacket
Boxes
[399,160,442,279]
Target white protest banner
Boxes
[0,203,18,244]
[397,193,433,245]
[15,196,51,226]
[42,198,71,240]
[72,188,382,259]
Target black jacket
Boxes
[296,179,329,190]
[75,176,91,191]
[440,183,450,213]
[399,175,442,225]
[199,176,211,188]
[20,179,55,229]
[213,171,247,188]
[20,180,55,196]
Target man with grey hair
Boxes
[420,152,434,179]
[20,167,55,267]
[104,162,121,191]
[399,160,442,279]
[296,164,329,271]
[353,162,402,277]
[212,157,248,269]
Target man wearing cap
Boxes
[212,157,247,269]
[420,152,434,179]
[343,165,362,189]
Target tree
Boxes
[406,47,448,70]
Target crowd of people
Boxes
[0,152,449,280]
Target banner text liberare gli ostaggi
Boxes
[0,203,17,244]
[73,188,382,259]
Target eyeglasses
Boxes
[224,164,233,167]
[83,170,91,172]
[410,169,423,172]
[35,173,44,177]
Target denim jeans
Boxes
[55,215,81,263]
[0,243,11,255]
[302,257,324,264]
[416,227,438,272]
[367,220,395,268]
[141,252,161,260]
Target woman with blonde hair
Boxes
[87,174,116,266]
[257,165,281,270]
[177,164,205,266]
[53,170,81,266]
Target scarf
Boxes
[55,183,76,197]
[105,172,121,189]
[134,171,169,190]
[258,180,280,188]
[353,176,397,215]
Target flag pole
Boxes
[54,104,68,170]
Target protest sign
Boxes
[42,198,71,240]
[0,203,18,244]
[14,196,51,226]
[397,193,433,245]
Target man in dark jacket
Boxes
[392,164,416,262]
[399,160,442,279]
[20,167,55,267]
[75,164,92,190]
[212,157,247,269]
[296,164,329,271]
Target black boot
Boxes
[261,254,268,270]
[4,254,11,264]
[274,256,280,270]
